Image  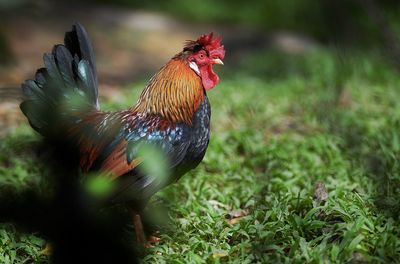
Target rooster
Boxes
[20,23,225,244]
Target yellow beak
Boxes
[213,58,224,65]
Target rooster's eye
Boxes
[199,54,205,59]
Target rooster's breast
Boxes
[174,96,211,176]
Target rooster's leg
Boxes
[132,213,147,245]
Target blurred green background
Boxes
[1,0,400,263]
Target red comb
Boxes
[196,32,225,60]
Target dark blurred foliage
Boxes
[89,0,400,47]
[1,0,400,46]
[0,141,139,263]
[1,0,400,68]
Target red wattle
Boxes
[199,65,219,91]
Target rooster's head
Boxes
[181,33,225,91]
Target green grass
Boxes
[1,48,400,263]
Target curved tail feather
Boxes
[20,23,99,138]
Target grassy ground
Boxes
[1,47,400,263]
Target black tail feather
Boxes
[65,23,98,105]
[53,45,75,87]
[20,23,99,138]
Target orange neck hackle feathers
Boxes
[132,32,225,125]
[133,58,205,125]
